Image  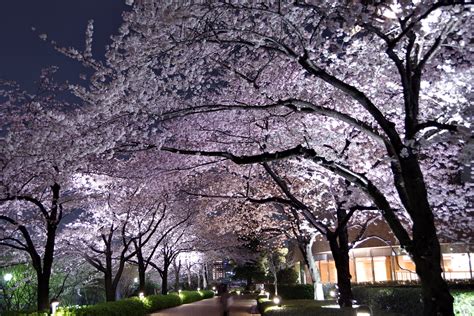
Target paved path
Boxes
[149,296,259,316]
[229,298,259,316]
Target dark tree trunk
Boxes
[173,260,181,291]
[399,157,453,315]
[36,273,50,311]
[104,271,115,302]
[161,268,169,295]
[36,183,60,311]
[327,234,353,308]
[104,242,116,302]
[136,248,147,294]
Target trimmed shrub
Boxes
[453,290,474,316]
[199,290,215,299]
[266,284,314,300]
[259,300,356,316]
[256,298,276,314]
[56,297,147,316]
[2,312,49,316]
[146,294,181,311]
[178,290,202,304]
[55,297,147,316]
[352,286,423,315]
[8,290,213,316]
[277,268,298,285]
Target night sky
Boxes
[0,0,129,91]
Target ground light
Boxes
[236,290,241,295]
[138,292,145,299]
[50,298,60,315]
[356,305,372,316]
[197,287,201,291]
[273,296,281,307]
[3,273,13,282]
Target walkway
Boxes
[149,296,259,316]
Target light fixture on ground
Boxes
[236,290,241,295]
[50,298,60,315]
[138,292,145,299]
[273,296,281,307]
[3,273,13,282]
[197,287,200,291]
[356,305,372,316]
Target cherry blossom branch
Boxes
[161,144,413,249]
[162,98,386,144]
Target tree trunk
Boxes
[161,269,169,295]
[305,235,324,300]
[136,248,146,294]
[104,271,115,302]
[328,234,353,307]
[36,273,50,311]
[173,260,181,291]
[36,183,60,311]
[400,157,453,315]
[186,264,192,288]
[202,264,208,289]
[138,265,146,294]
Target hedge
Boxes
[265,284,314,300]
[352,286,474,316]
[257,299,358,316]
[5,290,214,316]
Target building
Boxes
[293,221,473,284]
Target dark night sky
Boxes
[0,0,129,91]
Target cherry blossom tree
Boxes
[39,1,471,314]
[0,73,101,311]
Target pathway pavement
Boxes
[148,296,260,316]
[229,298,259,316]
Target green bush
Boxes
[257,298,276,314]
[260,300,356,316]
[277,268,298,285]
[177,290,202,304]
[56,297,147,316]
[266,284,314,300]
[146,294,181,311]
[453,290,474,316]
[8,290,211,316]
[199,290,215,299]
[352,286,422,315]
[2,312,49,316]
